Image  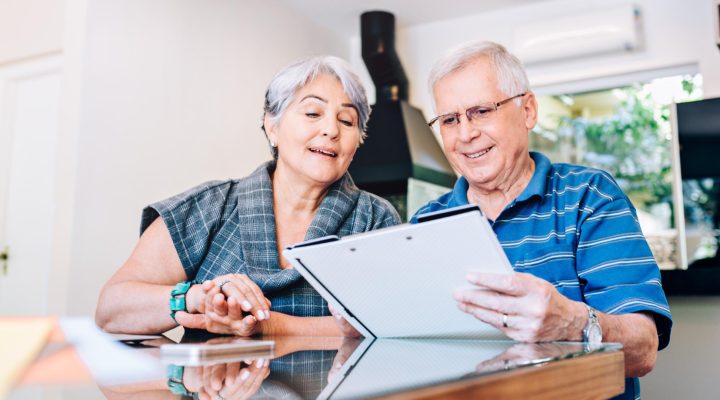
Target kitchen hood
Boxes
[349,11,456,219]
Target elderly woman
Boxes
[95,56,400,336]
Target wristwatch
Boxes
[169,280,195,322]
[582,303,602,345]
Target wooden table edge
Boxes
[377,350,625,400]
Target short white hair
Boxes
[262,56,370,159]
[427,41,530,111]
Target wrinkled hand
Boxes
[176,275,272,337]
[208,274,272,320]
[474,342,572,373]
[328,337,362,383]
[183,359,270,400]
[328,304,362,338]
[453,272,583,343]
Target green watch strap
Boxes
[169,280,195,322]
[166,364,189,396]
[171,280,193,296]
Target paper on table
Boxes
[0,318,54,399]
[59,317,164,386]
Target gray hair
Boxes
[262,55,370,159]
[427,41,530,111]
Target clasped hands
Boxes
[182,357,270,400]
[174,274,272,336]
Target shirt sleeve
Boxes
[140,180,232,279]
[576,172,672,350]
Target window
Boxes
[532,73,703,269]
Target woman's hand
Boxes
[208,275,272,322]
[175,275,271,336]
[183,359,270,400]
[328,304,362,338]
[203,284,259,336]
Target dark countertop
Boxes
[661,266,720,296]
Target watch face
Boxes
[587,324,602,344]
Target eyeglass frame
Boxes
[427,92,528,128]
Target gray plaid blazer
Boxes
[140,161,400,317]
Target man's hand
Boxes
[328,304,362,338]
[474,342,574,373]
[328,337,363,383]
[453,271,585,342]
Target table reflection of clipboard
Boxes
[283,205,513,339]
[319,338,513,400]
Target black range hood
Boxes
[349,11,455,216]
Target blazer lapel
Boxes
[236,162,361,292]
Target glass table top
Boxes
[11,333,622,400]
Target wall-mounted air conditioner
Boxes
[514,4,642,64]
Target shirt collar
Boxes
[452,151,551,207]
[515,151,551,203]
[449,176,470,207]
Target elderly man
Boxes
[413,41,671,399]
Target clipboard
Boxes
[282,205,513,339]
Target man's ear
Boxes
[263,114,277,145]
[523,91,539,131]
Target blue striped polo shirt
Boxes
[412,152,672,349]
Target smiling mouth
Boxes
[464,146,493,159]
[309,147,338,158]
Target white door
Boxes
[0,56,62,315]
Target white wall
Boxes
[641,297,720,399]
[65,0,347,315]
[350,0,720,118]
[0,0,65,64]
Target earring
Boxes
[270,141,277,148]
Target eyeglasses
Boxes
[427,93,527,129]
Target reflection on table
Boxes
[13,328,624,400]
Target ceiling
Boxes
[276,0,548,36]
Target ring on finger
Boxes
[502,313,508,328]
[218,280,230,290]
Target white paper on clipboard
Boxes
[282,205,513,339]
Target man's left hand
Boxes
[453,271,585,342]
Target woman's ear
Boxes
[263,114,278,146]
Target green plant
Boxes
[555,86,672,210]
